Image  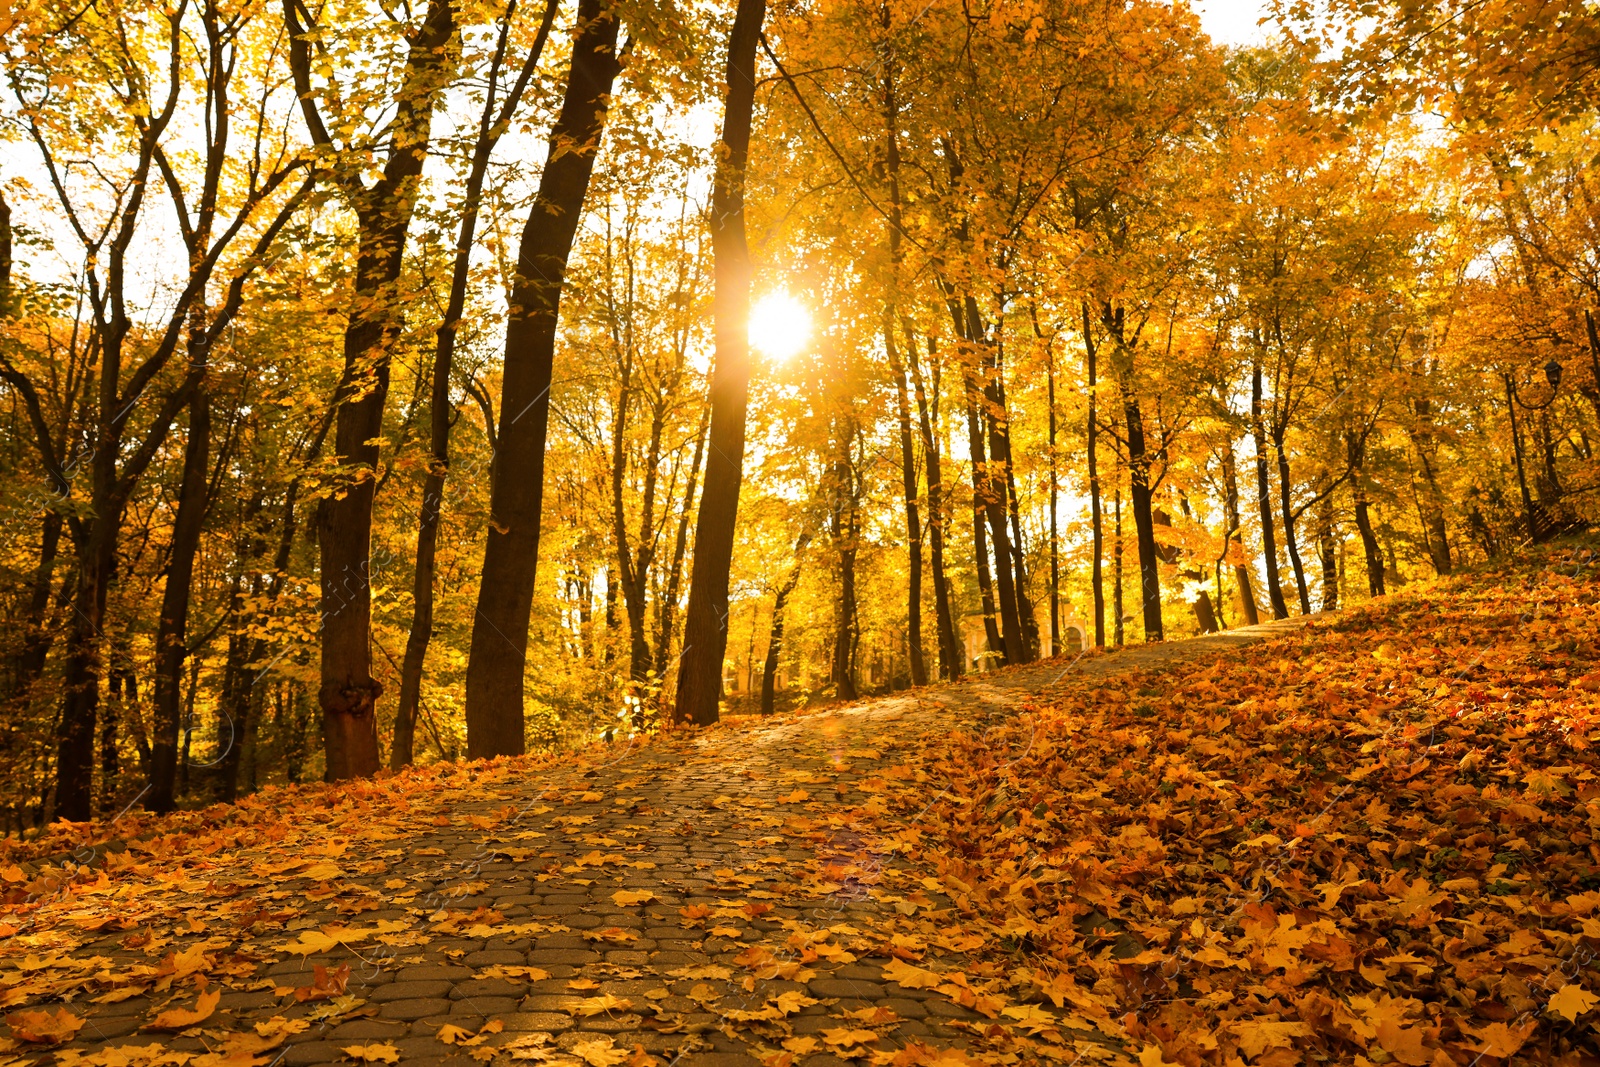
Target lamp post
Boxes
[1503,359,1564,543]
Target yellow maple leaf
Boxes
[882,958,944,990]
[144,990,220,1032]
[572,994,632,1016]
[611,889,658,906]
[1549,983,1599,1022]
[572,1037,629,1066]
[342,1044,399,1064]
[6,1006,86,1044]
[821,1028,877,1047]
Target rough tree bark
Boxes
[392,0,558,770]
[672,0,766,724]
[149,370,209,812]
[1221,446,1260,627]
[286,0,459,779]
[1251,361,1290,619]
[1083,304,1105,647]
[759,534,809,715]
[465,0,622,751]
[884,317,927,686]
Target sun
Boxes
[748,291,811,362]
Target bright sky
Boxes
[1193,0,1274,46]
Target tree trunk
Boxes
[11,512,62,712]
[987,340,1039,661]
[150,383,209,812]
[1221,447,1260,627]
[1112,482,1124,648]
[884,317,927,686]
[1350,435,1388,601]
[1408,396,1452,575]
[655,408,709,686]
[968,359,1025,663]
[1272,423,1312,614]
[1047,337,1058,654]
[673,0,766,725]
[392,0,557,771]
[965,394,1004,663]
[1252,362,1290,619]
[1317,496,1338,612]
[466,0,622,750]
[1084,305,1105,647]
[906,336,959,678]
[312,0,457,781]
[1122,394,1164,642]
[759,536,807,715]
[829,444,859,701]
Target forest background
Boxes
[1,0,1597,828]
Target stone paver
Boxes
[18,617,1313,1065]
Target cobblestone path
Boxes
[16,617,1314,1067]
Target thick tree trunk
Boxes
[1122,394,1163,642]
[392,0,556,770]
[1252,362,1290,619]
[1272,424,1312,615]
[1221,447,1260,627]
[673,0,767,724]
[884,318,927,686]
[312,0,456,780]
[466,0,622,750]
[150,385,209,812]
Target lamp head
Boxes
[1545,359,1563,390]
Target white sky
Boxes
[1193,0,1274,46]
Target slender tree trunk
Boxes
[150,380,209,812]
[1122,393,1163,642]
[965,393,1004,661]
[987,342,1039,661]
[1112,481,1124,648]
[884,317,927,686]
[1047,340,1058,655]
[100,638,130,815]
[466,0,622,750]
[760,536,807,715]
[829,445,859,701]
[907,336,959,678]
[1349,433,1386,596]
[1084,306,1104,648]
[655,408,709,686]
[1408,396,1453,575]
[392,0,557,771]
[674,0,767,724]
[1221,447,1260,627]
[1252,362,1289,619]
[970,363,1024,662]
[1317,496,1338,612]
[1272,424,1312,615]
[11,513,62,710]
